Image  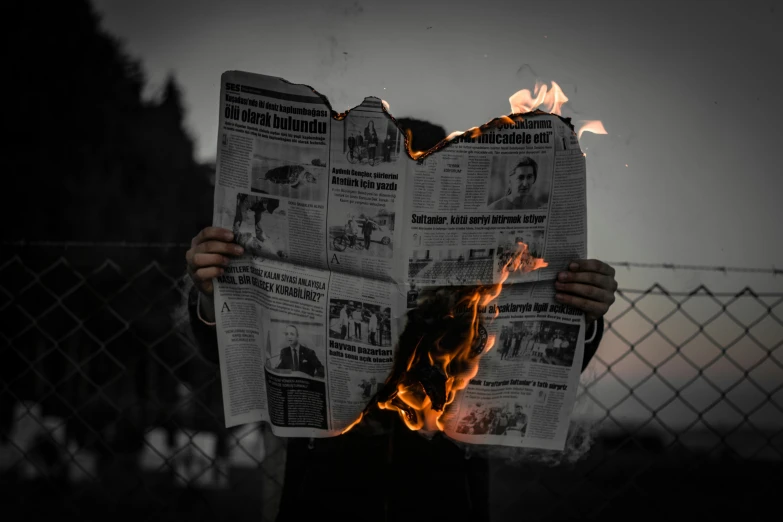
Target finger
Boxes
[569,259,616,277]
[554,291,610,317]
[191,266,224,283]
[196,240,244,256]
[194,227,234,246]
[554,281,616,306]
[557,270,617,291]
[190,252,231,270]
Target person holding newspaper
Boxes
[185,119,618,522]
[185,228,617,517]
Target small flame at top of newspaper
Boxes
[509,81,607,141]
[402,80,607,160]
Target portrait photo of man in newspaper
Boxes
[486,156,550,211]
[265,323,325,379]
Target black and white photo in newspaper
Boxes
[214,256,332,436]
[327,97,407,283]
[324,271,398,432]
[442,287,586,450]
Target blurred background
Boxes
[2,0,781,520]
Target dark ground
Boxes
[1,431,780,522]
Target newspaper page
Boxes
[400,110,588,449]
[437,286,586,450]
[327,96,407,283]
[211,70,588,450]
[403,112,585,287]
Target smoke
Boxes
[515,64,538,87]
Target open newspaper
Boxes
[212,71,588,450]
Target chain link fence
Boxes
[1,243,781,521]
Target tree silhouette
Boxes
[6,1,212,242]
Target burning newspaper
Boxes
[212,71,588,450]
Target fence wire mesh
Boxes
[1,244,781,521]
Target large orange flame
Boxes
[345,242,547,434]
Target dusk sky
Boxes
[94,0,782,289]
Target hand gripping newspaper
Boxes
[211,71,589,451]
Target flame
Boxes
[401,81,606,161]
[576,120,608,140]
[341,412,365,434]
[404,129,427,161]
[343,242,547,434]
[509,80,569,116]
[508,81,607,142]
